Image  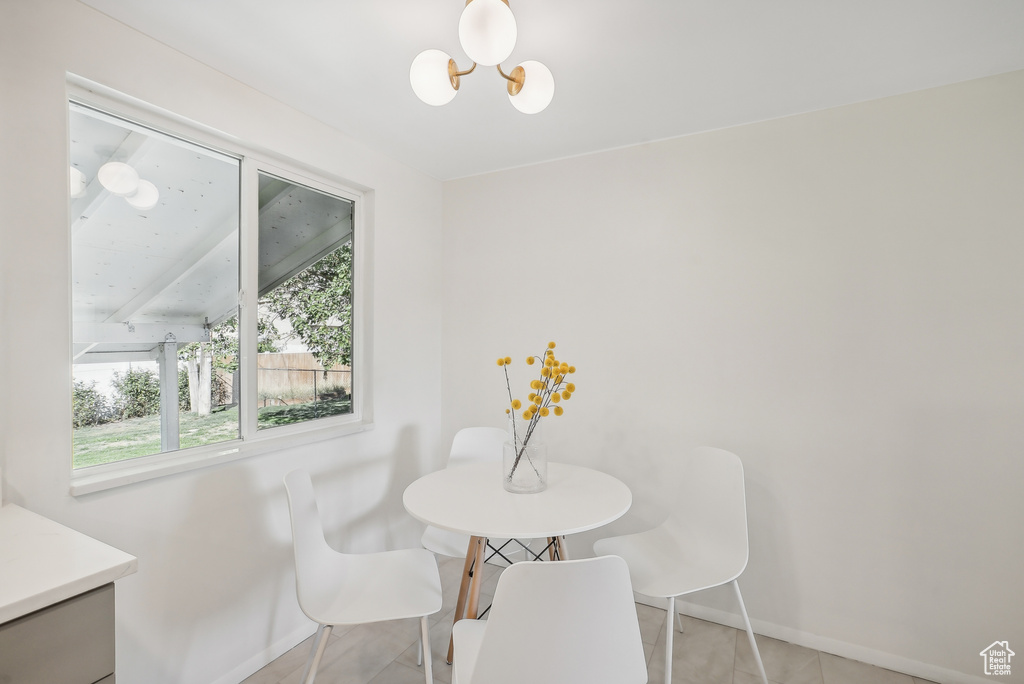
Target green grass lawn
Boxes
[72,398,352,469]
[255,397,351,427]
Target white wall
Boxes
[442,71,1024,683]
[0,2,444,683]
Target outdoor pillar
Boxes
[158,336,180,452]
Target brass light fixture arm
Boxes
[448,60,478,90]
[496,63,525,96]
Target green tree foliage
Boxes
[111,367,161,419]
[178,367,191,411]
[260,242,353,372]
[72,380,113,428]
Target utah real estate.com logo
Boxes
[980,641,1014,676]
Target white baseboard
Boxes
[635,596,991,684]
[208,623,315,684]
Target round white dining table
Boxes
[403,460,632,539]
[403,460,632,662]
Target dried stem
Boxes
[506,352,568,481]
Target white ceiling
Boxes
[80,0,1024,181]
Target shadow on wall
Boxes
[744,475,799,629]
[314,424,427,554]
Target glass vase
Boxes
[503,439,548,494]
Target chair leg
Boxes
[664,596,675,684]
[420,615,433,684]
[732,580,768,684]
[301,623,333,684]
[676,607,684,633]
[555,535,569,560]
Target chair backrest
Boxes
[664,446,750,579]
[447,426,507,468]
[283,469,346,617]
[470,556,647,684]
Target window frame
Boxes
[67,77,374,496]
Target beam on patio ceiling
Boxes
[73,351,159,365]
[257,216,352,297]
[73,322,210,345]
[103,215,238,326]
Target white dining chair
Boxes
[593,447,769,684]
[451,555,648,684]
[283,469,442,684]
[421,427,539,565]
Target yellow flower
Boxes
[505,408,510,414]
[551,393,561,403]
[504,356,512,365]
[548,341,556,349]
[522,411,531,420]
[540,407,550,417]
[568,366,576,373]
[533,395,543,405]
[553,374,564,384]
[528,392,536,401]
[541,366,550,377]
[559,363,569,374]
[562,391,571,400]
[496,358,506,366]
[565,383,576,393]
[526,356,535,365]
[545,357,554,367]
[511,399,522,410]
[530,379,542,390]
[553,406,564,416]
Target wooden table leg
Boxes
[447,536,486,664]
[464,536,487,619]
[555,535,568,560]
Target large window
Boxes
[69,94,365,489]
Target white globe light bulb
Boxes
[410,49,458,106]
[97,161,139,196]
[459,0,517,67]
[509,60,554,114]
[69,166,87,198]
[125,179,160,211]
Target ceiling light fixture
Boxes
[97,161,140,196]
[69,166,87,198]
[125,179,160,211]
[410,0,554,114]
[92,161,160,212]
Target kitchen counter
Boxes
[0,503,137,625]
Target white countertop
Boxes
[0,504,138,624]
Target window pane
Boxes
[256,173,354,430]
[70,103,240,468]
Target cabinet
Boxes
[0,505,136,683]
[0,584,115,683]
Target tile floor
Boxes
[241,555,939,684]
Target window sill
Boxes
[69,418,373,496]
